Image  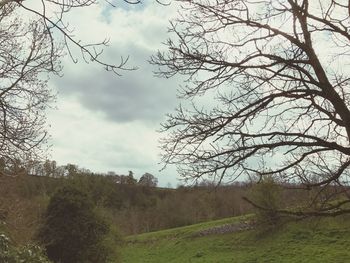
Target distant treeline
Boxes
[0,158,159,187]
[1,158,324,248]
[0,162,255,246]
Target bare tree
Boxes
[12,0,138,74]
[0,0,136,166]
[0,4,59,166]
[152,0,350,216]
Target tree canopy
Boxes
[152,0,350,216]
[38,186,119,263]
[139,172,158,187]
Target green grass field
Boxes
[121,215,350,262]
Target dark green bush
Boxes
[38,185,119,263]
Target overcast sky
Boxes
[46,1,182,186]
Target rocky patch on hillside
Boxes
[192,221,255,237]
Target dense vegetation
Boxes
[0,162,255,238]
[0,162,348,262]
[38,186,119,263]
[0,162,255,261]
[0,233,50,263]
[1,162,350,262]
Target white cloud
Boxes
[46,1,181,186]
[47,95,180,185]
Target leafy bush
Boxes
[38,186,120,263]
[249,176,282,225]
[0,232,51,263]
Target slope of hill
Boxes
[121,215,350,262]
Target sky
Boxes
[45,1,183,187]
[18,0,350,187]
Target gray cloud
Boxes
[46,2,182,186]
[53,45,178,124]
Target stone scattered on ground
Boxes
[192,221,254,237]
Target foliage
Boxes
[138,173,158,187]
[1,171,255,239]
[0,176,53,245]
[38,186,120,263]
[0,232,51,263]
[247,177,283,225]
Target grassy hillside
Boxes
[121,215,350,262]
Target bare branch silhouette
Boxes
[152,0,350,216]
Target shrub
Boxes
[0,232,51,263]
[38,186,119,263]
[249,176,282,225]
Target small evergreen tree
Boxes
[38,186,119,263]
